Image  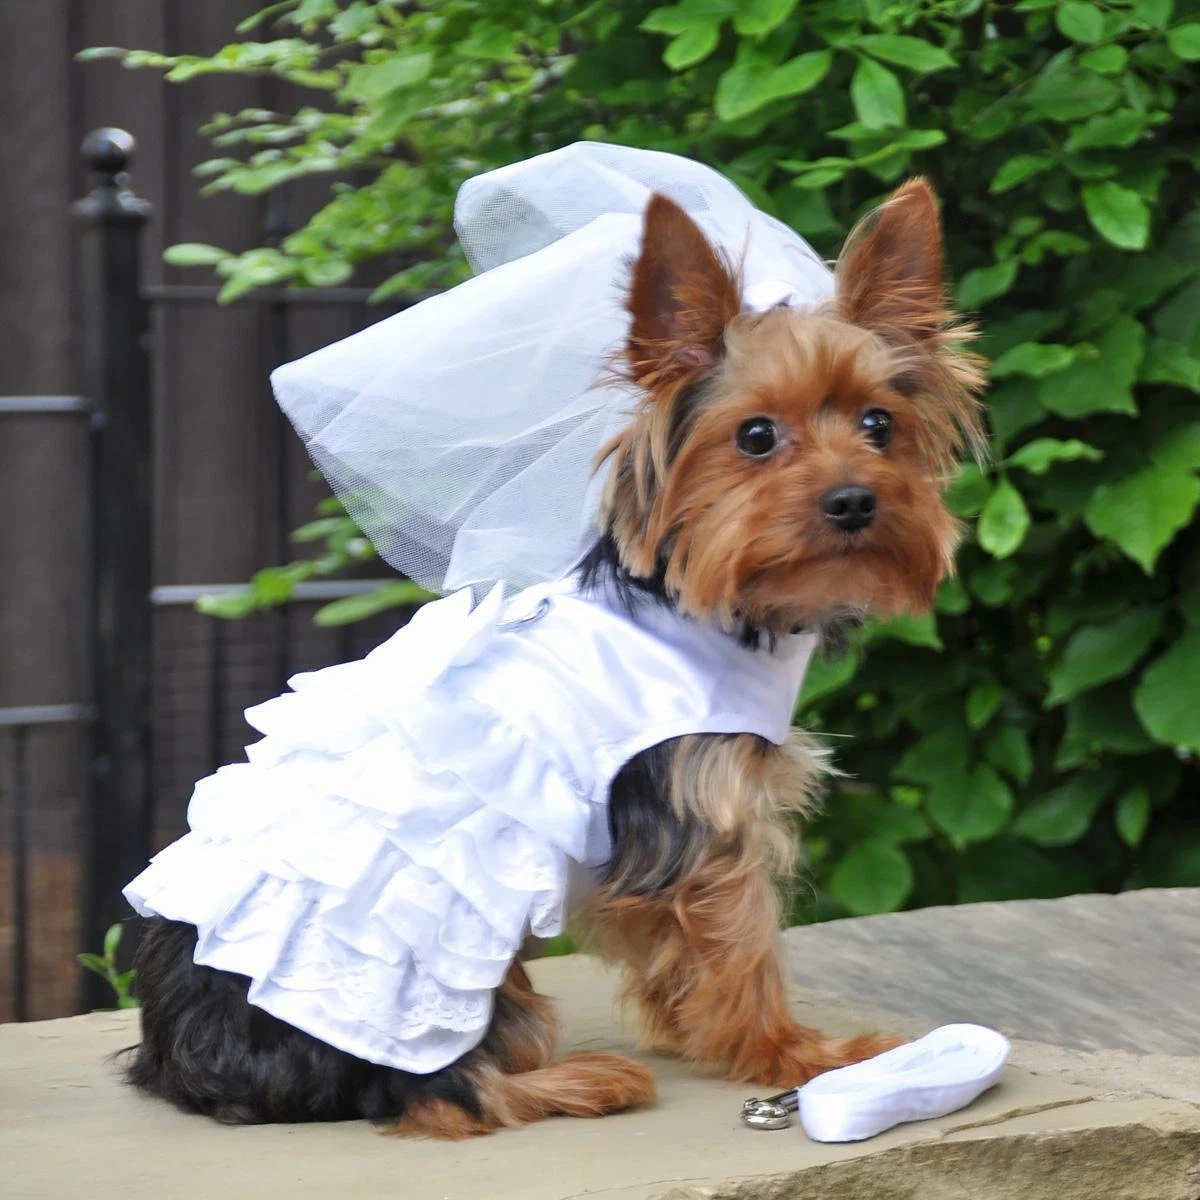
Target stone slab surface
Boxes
[783,889,1200,1055]
[5,927,1200,1200]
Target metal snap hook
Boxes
[741,1086,799,1130]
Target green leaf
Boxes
[970,560,1020,606]
[459,23,519,60]
[731,0,799,35]
[663,25,719,69]
[854,35,955,73]
[291,517,350,544]
[103,923,122,961]
[868,610,943,650]
[1140,339,1200,389]
[1150,422,1200,473]
[797,647,860,709]
[990,342,1075,378]
[869,804,933,844]
[300,258,353,287]
[1025,61,1120,121]
[328,1,376,41]
[1133,629,1200,752]
[1082,181,1151,251]
[289,0,336,25]
[1114,786,1151,848]
[1013,774,1110,846]
[195,587,258,620]
[1085,465,1200,573]
[990,154,1053,195]
[313,581,432,627]
[1166,23,1200,60]
[984,725,1034,785]
[641,1,734,34]
[1056,2,1105,43]
[935,574,970,615]
[715,50,832,120]
[1056,683,1157,768]
[989,383,1046,451]
[927,764,1014,844]
[977,475,1030,559]
[946,462,991,518]
[1065,110,1149,153]
[898,728,970,787]
[966,680,1003,729]
[1046,608,1165,706]
[850,57,906,131]
[1037,316,1143,418]
[1079,45,1128,73]
[830,841,914,915]
[958,261,1018,309]
[76,953,107,976]
[1133,0,1173,28]
[164,242,228,267]
[341,53,432,101]
[1006,438,1103,474]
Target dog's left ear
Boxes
[625,193,741,387]
[836,179,947,343]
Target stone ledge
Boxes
[4,892,1199,1200]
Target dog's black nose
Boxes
[820,485,876,532]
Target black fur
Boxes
[126,917,519,1125]
[601,738,710,898]
[577,532,772,648]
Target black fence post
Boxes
[73,128,153,1008]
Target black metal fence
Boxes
[1,129,402,1019]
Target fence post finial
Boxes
[75,128,151,225]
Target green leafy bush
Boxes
[87,0,1200,918]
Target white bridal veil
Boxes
[271,141,835,595]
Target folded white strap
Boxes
[797,1023,1010,1143]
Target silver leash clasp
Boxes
[741,1086,799,1130]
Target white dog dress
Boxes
[125,580,816,1072]
[125,143,835,1074]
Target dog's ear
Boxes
[625,193,741,387]
[836,179,947,343]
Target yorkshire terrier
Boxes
[127,176,985,1136]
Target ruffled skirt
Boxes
[125,587,595,1074]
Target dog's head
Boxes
[598,180,988,634]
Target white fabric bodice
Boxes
[124,577,815,1073]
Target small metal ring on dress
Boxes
[497,596,552,632]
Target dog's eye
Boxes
[860,409,893,450]
[735,417,779,458]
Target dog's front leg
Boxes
[587,849,897,1088]
[669,852,899,1086]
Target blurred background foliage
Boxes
[86,0,1200,921]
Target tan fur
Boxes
[491,959,559,1075]
[601,179,987,632]
[583,732,896,1083]
[391,1055,656,1139]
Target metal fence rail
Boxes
[1,128,415,1019]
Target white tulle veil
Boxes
[270,141,835,595]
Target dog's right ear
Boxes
[625,193,741,388]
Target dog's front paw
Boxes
[732,1030,904,1089]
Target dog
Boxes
[126,176,985,1137]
